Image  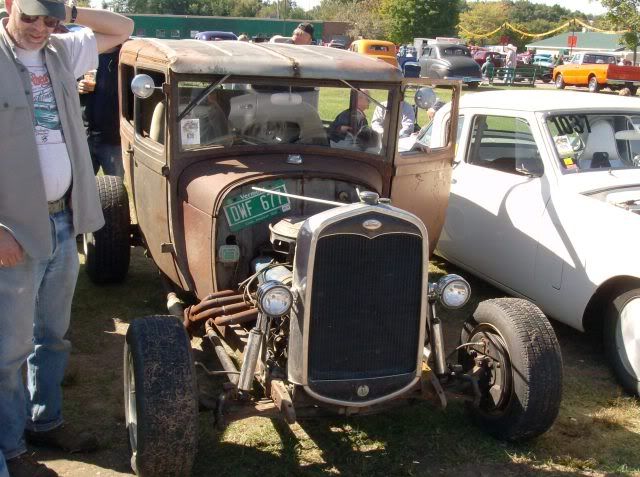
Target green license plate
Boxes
[222,180,291,232]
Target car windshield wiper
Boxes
[178,74,230,122]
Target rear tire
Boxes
[124,316,199,476]
[604,288,640,396]
[588,76,600,93]
[84,175,131,284]
[467,82,480,89]
[459,298,563,442]
[629,86,638,96]
[555,74,565,89]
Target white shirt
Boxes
[372,101,416,138]
[16,28,98,201]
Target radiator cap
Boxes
[359,190,379,205]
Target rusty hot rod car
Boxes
[83,39,563,476]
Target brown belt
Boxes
[48,194,70,215]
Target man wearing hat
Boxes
[0,1,133,476]
[269,22,314,45]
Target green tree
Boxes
[458,1,510,46]
[601,0,640,63]
[309,0,386,39]
[382,0,458,44]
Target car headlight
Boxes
[256,281,293,317]
[428,274,471,309]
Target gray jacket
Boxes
[0,23,104,259]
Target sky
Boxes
[90,0,608,16]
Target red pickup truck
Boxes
[554,52,640,94]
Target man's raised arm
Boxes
[64,5,133,53]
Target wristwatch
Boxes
[70,5,78,23]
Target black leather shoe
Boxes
[7,453,58,477]
[25,424,99,453]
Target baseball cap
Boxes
[297,22,314,39]
[18,0,66,20]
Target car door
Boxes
[438,112,550,297]
[390,79,461,254]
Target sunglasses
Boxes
[18,10,60,29]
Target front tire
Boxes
[588,76,600,93]
[124,316,199,476]
[466,82,480,89]
[459,298,563,442]
[605,288,640,396]
[555,74,565,89]
[84,175,131,284]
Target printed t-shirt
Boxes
[15,28,98,202]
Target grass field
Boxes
[39,82,640,477]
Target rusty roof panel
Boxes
[122,39,404,82]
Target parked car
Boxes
[532,53,554,68]
[349,39,399,67]
[415,90,640,396]
[327,39,346,49]
[554,51,640,94]
[419,43,482,88]
[194,30,238,41]
[84,40,563,475]
[473,49,505,68]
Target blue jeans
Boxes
[0,209,79,468]
[88,136,123,177]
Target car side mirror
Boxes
[414,87,437,110]
[131,74,160,99]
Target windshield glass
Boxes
[546,113,640,173]
[176,80,392,158]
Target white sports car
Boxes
[420,90,640,395]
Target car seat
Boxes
[579,119,623,169]
[228,92,327,145]
[149,101,165,145]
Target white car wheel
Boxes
[606,289,640,396]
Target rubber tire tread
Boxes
[555,74,565,89]
[125,316,199,477]
[467,82,480,89]
[460,298,563,442]
[85,175,131,284]
[604,288,640,396]
[588,76,600,93]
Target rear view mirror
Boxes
[131,74,158,99]
[414,87,437,110]
[271,92,302,105]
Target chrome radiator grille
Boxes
[308,233,423,382]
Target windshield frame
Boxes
[542,110,640,174]
[168,72,403,165]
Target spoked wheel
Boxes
[124,316,199,476]
[459,298,563,442]
[605,288,640,396]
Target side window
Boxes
[467,115,544,176]
[120,63,134,125]
[135,69,166,146]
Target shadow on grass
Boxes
[40,250,639,476]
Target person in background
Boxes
[0,1,133,476]
[505,44,517,85]
[372,100,415,138]
[237,33,249,41]
[329,90,370,142]
[481,56,494,80]
[269,22,314,45]
[78,44,123,177]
